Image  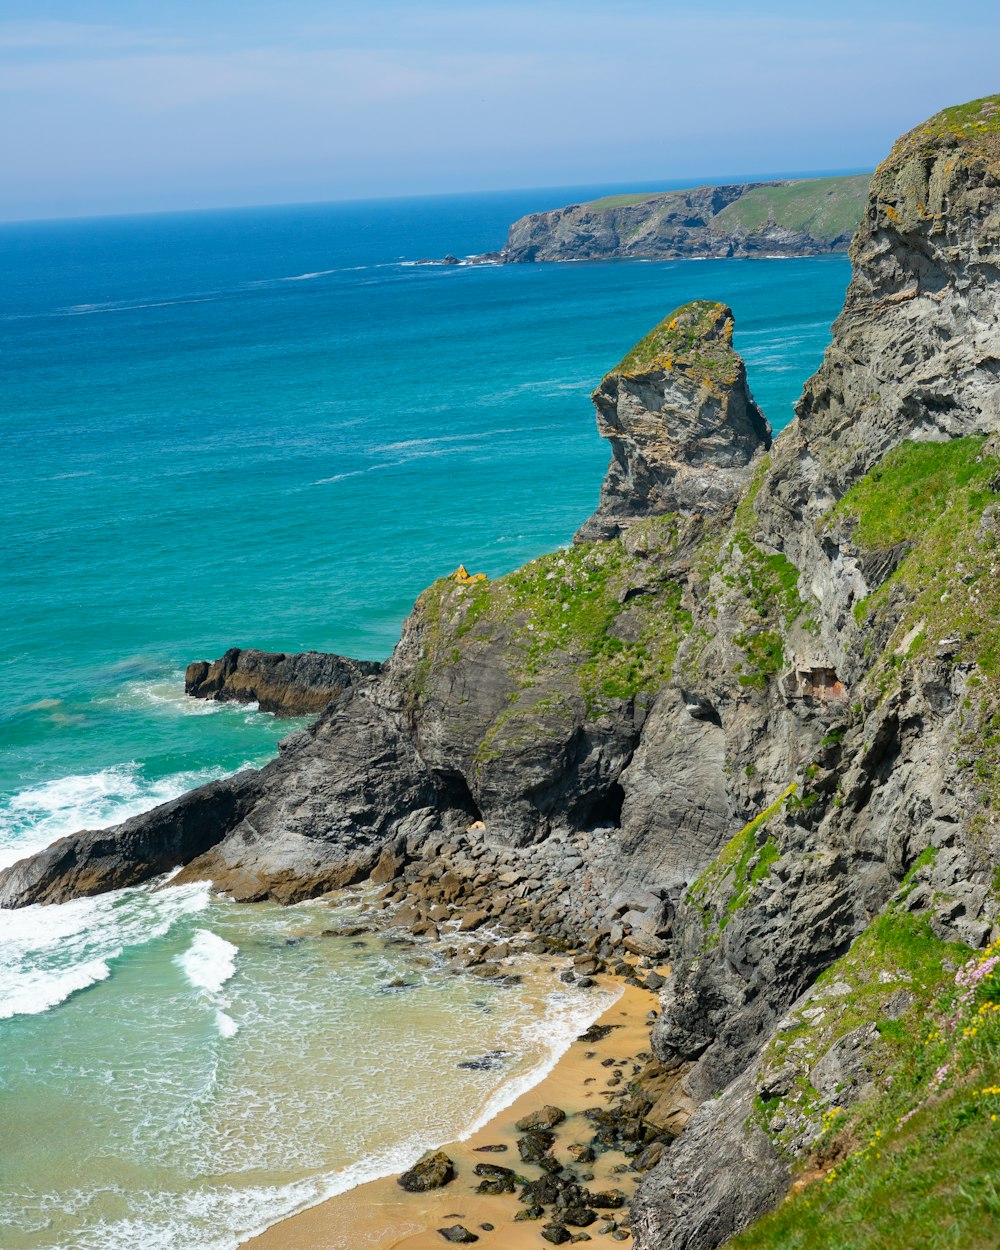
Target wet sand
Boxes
[242,981,658,1250]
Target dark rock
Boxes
[473,1163,516,1180]
[588,1190,627,1209]
[577,1024,620,1044]
[514,1106,567,1132]
[541,1226,573,1245]
[476,1176,516,1195]
[398,1150,456,1193]
[437,1226,478,1244]
[514,1206,545,1222]
[563,1206,598,1227]
[458,1051,507,1071]
[516,1130,556,1163]
[185,646,380,716]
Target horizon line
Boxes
[0,165,872,229]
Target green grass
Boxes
[614,299,738,387]
[712,175,869,243]
[731,915,1000,1250]
[896,95,1000,157]
[584,191,663,211]
[832,437,995,550]
[687,783,797,933]
[830,437,1000,811]
[410,519,692,721]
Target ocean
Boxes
[0,187,851,1248]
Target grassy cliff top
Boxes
[582,174,868,243]
[584,190,671,211]
[712,174,869,242]
[612,299,740,386]
[887,94,1000,167]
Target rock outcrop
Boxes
[501,174,869,263]
[576,300,771,541]
[185,647,381,716]
[4,95,1000,1250]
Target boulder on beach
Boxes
[397,1149,455,1192]
[514,1105,566,1132]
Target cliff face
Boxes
[4,96,1000,1250]
[502,175,869,263]
[577,300,771,541]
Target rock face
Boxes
[576,300,771,542]
[185,647,381,716]
[4,96,1000,1250]
[501,174,869,263]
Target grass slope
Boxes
[730,912,1000,1250]
[582,175,869,244]
[712,175,870,242]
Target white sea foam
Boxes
[0,881,211,1020]
[1,954,114,1018]
[311,457,407,485]
[176,929,239,995]
[280,268,341,281]
[0,762,228,870]
[58,298,216,315]
[215,1009,240,1038]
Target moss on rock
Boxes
[613,300,740,390]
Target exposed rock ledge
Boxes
[185,647,382,716]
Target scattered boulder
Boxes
[515,1105,567,1132]
[437,1226,478,1244]
[517,1130,556,1163]
[398,1149,456,1193]
[589,1189,627,1209]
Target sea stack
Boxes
[577,300,771,541]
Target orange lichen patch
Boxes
[612,299,741,390]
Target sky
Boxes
[1,0,998,222]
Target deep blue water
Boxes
[1,188,850,852]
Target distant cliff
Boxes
[501,174,870,262]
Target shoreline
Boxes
[240,977,662,1250]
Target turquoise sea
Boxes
[0,187,851,1248]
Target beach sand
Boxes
[241,980,659,1250]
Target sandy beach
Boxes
[241,980,660,1250]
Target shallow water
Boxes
[1,887,616,1250]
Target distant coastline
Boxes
[438,173,869,266]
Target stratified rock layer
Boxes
[576,300,771,541]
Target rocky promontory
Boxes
[5,97,1000,1250]
[577,299,771,541]
[501,174,869,262]
[185,646,381,716]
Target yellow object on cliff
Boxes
[452,564,487,584]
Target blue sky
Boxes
[1,1,997,221]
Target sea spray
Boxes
[0,881,211,1020]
